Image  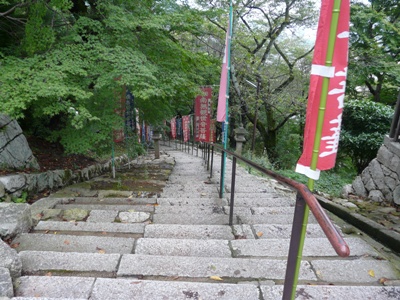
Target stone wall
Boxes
[0,114,39,171]
[0,155,128,201]
[352,136,400,205]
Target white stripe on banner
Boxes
[295,164,321,180]
[311,65,335,78]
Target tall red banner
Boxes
[170,117,176,139]
[182,115,190,142]
[296,0,350,180]
[195,87,212,142]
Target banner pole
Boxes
[220,0,233,198]
[289,0,343,298]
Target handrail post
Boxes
[229,156,237,226]
[210,145,214,178]
[282,192,309,300]
[207,144,210,171]
[219,150,225,198]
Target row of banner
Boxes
[169,87,217,143]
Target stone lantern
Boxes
[152,129,162,159]
[234,124,247,155]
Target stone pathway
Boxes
[4,146,400,299]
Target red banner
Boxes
[195,87,212,142]
[210,119,217,143]
[170,117,176,139]
[182,115,190,142]
[296,0,350,180]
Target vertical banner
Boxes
[195,87,213,142]
[210,119,217,143]
[176,118,183,139]
[296,0,350,180]
[125,89,135,132]
[217,21,230,122]
[170,117,176,139]
[113,85,126,143]
[182,115,190,142]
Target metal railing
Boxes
[167,139,350,299]
[389,91,400,142]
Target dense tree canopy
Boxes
[347,0,400,104]
[0,0,219,153]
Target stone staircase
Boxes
[8,149,400,299]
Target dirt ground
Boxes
[0,137,98,177]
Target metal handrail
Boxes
[214,144,350,257]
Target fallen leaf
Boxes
[316,270,323,277]
[172,276,180,280]
[45,272,52,277]
[210,276,223,281]
[379,277,388,284]
[10,243,20,249]
[130,281,141,285]
[153,203,159,206]
[69,220,76,223]
[96,247,106,254]
[256,232,263,237]
[54,232,58,235]
[368,270,375,277]
[64,240,70,245]
[45,230,49,234]
[101,231,107,235]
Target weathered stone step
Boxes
[144,224,234,240]
[34,221,145,236]
[135,238,232,257]
[55,204,154,212]
[251,223,340,239]
[230,237,378,257]
[155,205,225,215]
[15,276,260,299]
[157,197,228,206]
[227,196,295,207]
[117,254,316,280]
[12,233,135,253]
[72,196,157,205]
[152,213,233,225]
[19,251,120,276]
[239,214,317,224]
[14,276,400,300]
[263,285,400,300]
[117,254,398,284]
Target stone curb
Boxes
[0,155,129,200]
[317,195,400,255]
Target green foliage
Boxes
[339,99,393,173]
[347,0,400,103]
[12,192,28,203]
[277,167,356,198]
[0,0,219,155]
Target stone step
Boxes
[72,197,157,205]
[55,204,155,212]
[157,197,228,206]
[135,238,232,257]
[15,276,260,299]
[34,220,145,236]
[155,205,225,215]
[251,223,341,238]
[117,254,398,284]
[117,254,317,281]
[14,276,400,300]
[12,233,135,253]
[144,224,234,239]
[230,237,378,257]
[262,285,400,300]
[19,251,120,276]
[239,214,317,224]
[152,213,233,225]
[227,197,295,207]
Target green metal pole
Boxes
[290,0,343,299]
[220,0,233,198]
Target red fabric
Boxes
[296,0,350,179]
[195,87,213,142]
[170,117,176,139]
[217,22,230,122]
[182,116,190,142]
